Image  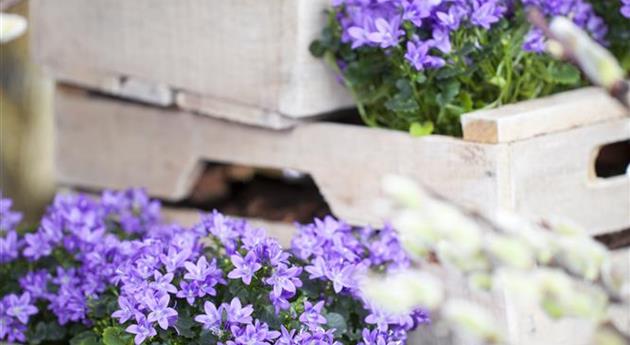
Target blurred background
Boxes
[1,1,54,223]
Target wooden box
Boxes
[54,85,629,236]
[30,0,354,129]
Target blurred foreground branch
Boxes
[0,0,23,11]
[361,175,630,345]
[528,8,629,109]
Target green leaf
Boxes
[326,312,348,335]
[70,331,102,345]
[102,327,131,345]
[489,75,506,88]
[436,80,460,107]
[548,63,581,85]
[409,121,434,137]
[309,40,327,58]
[174,315,196,338]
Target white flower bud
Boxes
[556,236,608,281]
[549,17,625,90]
[392,209,437,258]
[443,299,504,344]
[0,13,27,44]
[360,270,444,313]
[486,234,535,269]
[382,175,425,209]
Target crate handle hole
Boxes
[165,162,332,224]
[593,139,630,179]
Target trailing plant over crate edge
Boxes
[0,190,427,345]
[311,0,630,136]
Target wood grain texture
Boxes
[462,87,629,143]
[507,118,630,235]
[54,85,630,235]
[30,0,353,124]
[54,86,503,228]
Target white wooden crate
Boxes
[30,0,353,129]
[54,85,629,237]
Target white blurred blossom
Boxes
[443,299,504,344]
[360,269,444,312]
[0,12,27,44]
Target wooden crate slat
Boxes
[30,0,354,125]
[462,87,629,143]
[55,86,504,228]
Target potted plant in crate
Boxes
[0,190,428,344]
[311,0,630,135]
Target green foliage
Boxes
[70,331,102,345]
[102,327,132,345]
[313,6,629,136]
[325,312,348,336]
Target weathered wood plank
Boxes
[30,0,353,124]
[508,118,630,234]
[54,86,503,228]
[462,87,629,143]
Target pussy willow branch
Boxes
[419,183,627,304]
[413,185,630,344]
[0,0,23,11]
[527,7,630,109]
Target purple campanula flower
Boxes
[622,0,630,18]
[276,325,297,345]
[151,271,178,294]
[19,270,50,299]
[305,256,328,280]
[402,0,441,27]
[430,27,452,54]
[269,293,291,314]
[4,293,37,324]
[160,245,191,272]
[299,301,327,330]
[112,296,139,324]
[0,231,19,263]
[435,5,465,30]
[471,0,503,29]
[367,17,405,48]
[326,264,356,293]
[194,301,222,331]
[184,256,213,281]
[22,232,54,261]
[227,251,262,285]
[201,210,240,251]
[232,320,280,345]
[523,28,546,53]
[404,40,445,71]
[223,297,253,325]
[265,264,303,298]
[176,280,199,305]
[0,195,22,233]
[145,293,178,330]
[126,315,157,345]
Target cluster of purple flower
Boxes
[333,0,625,71]
[0,194,22,264]
[292,217,429,344]
[0,190,429,344]
[1,189,162,341]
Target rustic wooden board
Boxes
[55,86,505,228]
[462,86,629,144]
[30,0,353,125]
[507,118,630,234]
[55,85,630,235]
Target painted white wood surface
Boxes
[31,0,354,125]
[55,86,629,235]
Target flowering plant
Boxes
[0,190,428,345]
[311,0,630,136]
